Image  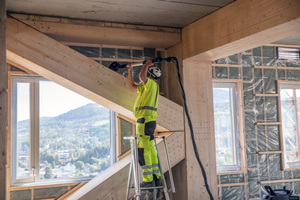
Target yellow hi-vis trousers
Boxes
[136,116,160,183]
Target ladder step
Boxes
[125,136,174,200]
[140,186,164,190]
[130,185,164,190]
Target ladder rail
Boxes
[161,136,175,193]
[154,137,170,200]
[133,137,141,199]
[124,137,141,200]
[126,161,133,200]
[124,136,175,200]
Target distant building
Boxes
[62,162,76,173]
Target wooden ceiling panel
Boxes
[7,0,236,27]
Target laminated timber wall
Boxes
[183,60,217,200]
[0,0,7,200]
[165,43,184,106]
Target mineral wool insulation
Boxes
[213,45,300,200]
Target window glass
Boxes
[119,118,133,156]
[213,82,241,173]
[280,83,300,169]
[16,82,31,180]
[69,46,99,57]
[11,77,113,184]
[277,47,300,60]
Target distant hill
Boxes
[18,103,109,126]
[56,103,109,121]
[16,103,112,179]
[213,88,231,113]
[17,103,111,149]
[213,88,230,103]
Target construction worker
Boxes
[128,59,161,188]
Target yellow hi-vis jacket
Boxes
[133,77,159,119]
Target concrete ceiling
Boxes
[6,0,235,28]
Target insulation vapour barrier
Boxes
[213,45,300,199]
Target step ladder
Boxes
[124,136,175,200]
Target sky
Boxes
[17,80,95,121]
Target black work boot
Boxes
[140,181,155,198]
[153,175,163,199]
[140,181,155,188]
[153,175,163,186]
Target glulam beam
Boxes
[11,14,181,49]
[182,0,300,61]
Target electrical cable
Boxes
[169,57,214,200]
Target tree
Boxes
[44,166,52,179]
[18,160,26,168]
[41,151,55,164]
[100,159,109,170]
[75,161,84,171]
[51,161,56,169]
[75,169,84,177]
[89,164,97,173]
[55,154,61,165]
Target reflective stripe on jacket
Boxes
[133,78,159,119]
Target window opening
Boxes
[213,82,242,173]
[277,47,300,60]
[11,76,115,184]
[280,83,300,169]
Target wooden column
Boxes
[165,43,183,106]
[0,1,7,200]
[183,60,217,199]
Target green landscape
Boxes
[213,88,237,167]
[17,103,111,180]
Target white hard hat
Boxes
[148,66,161,79]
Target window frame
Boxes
[278,80,300,170]
[10,75,116,185]
[213,79,246,174]
[11,76,37,184]
[116,114,135,161]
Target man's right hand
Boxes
[128,63,137,91]
[128,63,132,72]
[145,59,153,67]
